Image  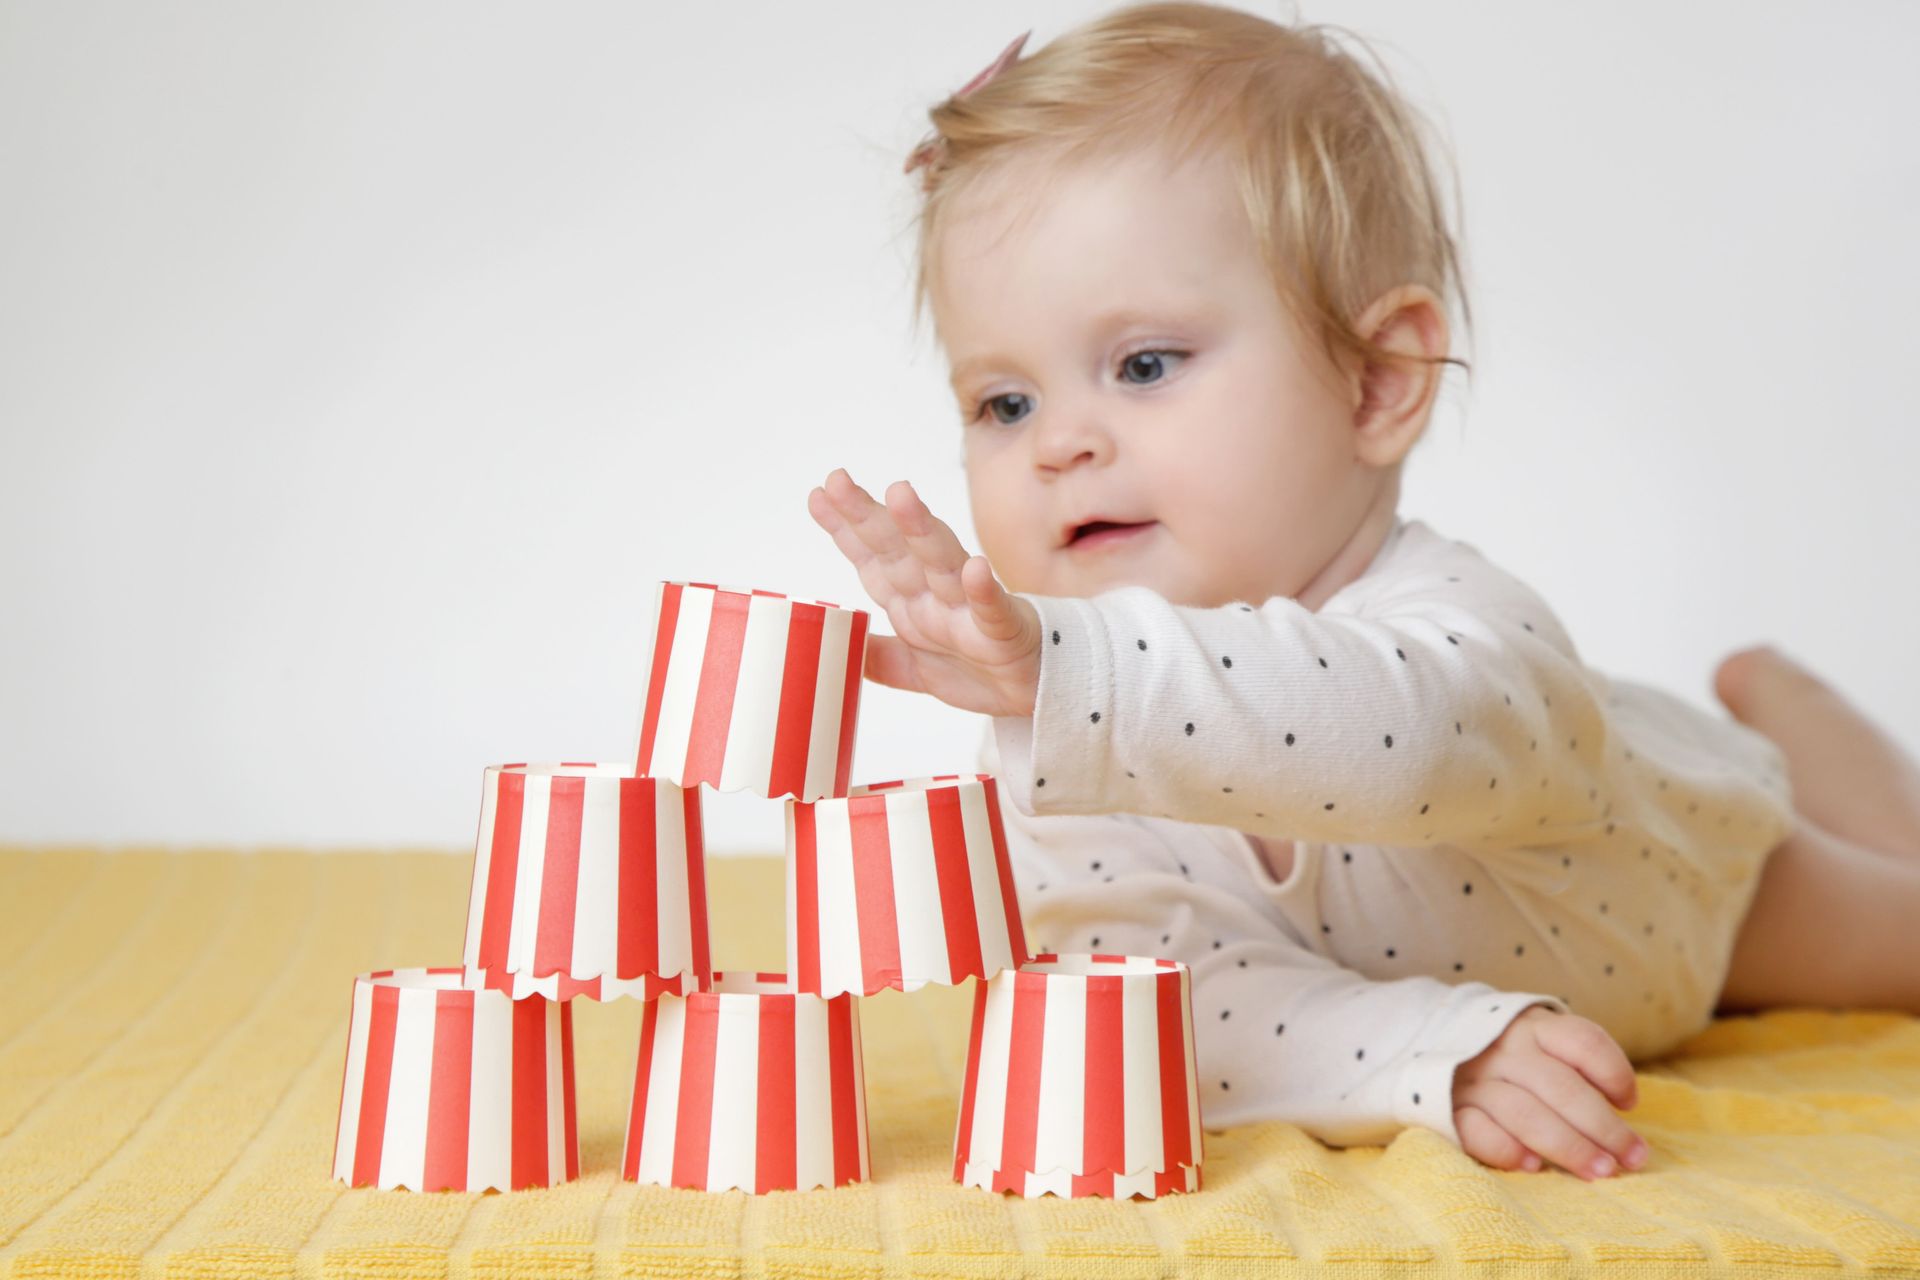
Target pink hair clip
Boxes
[904,30,1032,185]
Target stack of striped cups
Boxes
[330,580,1205,1197]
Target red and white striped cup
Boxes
[634,582,868,803]
[462,763,711,1000]
[621,971,869,1193]
[787,774,1028,997]
[953,954,1204,1200]
[331,968,577,1192]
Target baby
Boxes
[807,2,1920,1182]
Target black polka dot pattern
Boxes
[1012,539,1783,1135]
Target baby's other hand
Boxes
[1452,1005,1649,1180]
[808,469,1042,718]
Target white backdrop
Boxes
[3,1,1916,855]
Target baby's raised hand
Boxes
[1453,1005,1649,1180]
[807,469,1042,718]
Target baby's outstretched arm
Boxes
[810,468,1615,855]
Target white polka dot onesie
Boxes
[982,515,1797,1150]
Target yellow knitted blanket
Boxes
[2,847,1917,1278]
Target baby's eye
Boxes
[1118,348,1187,385]
[976,392,1033,426]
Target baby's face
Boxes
[932,143,1384,609]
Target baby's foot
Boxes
[1713,644,1920,862]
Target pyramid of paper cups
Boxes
[329,579,1206,1196]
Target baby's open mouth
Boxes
[1067,519,1157,549]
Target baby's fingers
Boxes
[959,557,1027,641]
[885,480,970,607]
[1453,1104,1541,1173]
[1535,1013,1640,1113]
[1457,1077,1620,1181]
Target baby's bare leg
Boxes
[1713,644,1920,863]
[1717,815,1920,1016]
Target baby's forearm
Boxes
[1003,585,1613,850]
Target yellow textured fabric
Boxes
[1,847,1917,1278]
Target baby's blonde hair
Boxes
[906,1,1473,392]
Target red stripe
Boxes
[980,778,1028,963]
[1083,974,1126,1176]
[510,997,549,1189]
[684,589,748,787]
[623,999,660,1179]
[560,1005,578,1179]
[952,978,990,1179]
[535,775,585,978]
[1156,975,1192,1170]
[1000,977,1047,1172]
[422,992,474,1191]
[671,1001,721,1189]
[793,804,820,995]
[832,611,868,797]
[351,985,400,1186]
[848,798,901,994]
[767,602,824,799]
[636,582,684,772]
[827,996,859,1186]
[927,785,984,983]
[477,772,526,971]
[991,1167,1024,1194]
[1070,1171,1109,1197]
[756,998,797,1192]
[1155,1167,1188,1196]
[683,787,711,986]
[617,780,659,979]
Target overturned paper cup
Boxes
[787,773,1028,997]
[463,763,711,1000]
[621,971,869,1193]
[953,954,1204,1200]
[634,582,868,803]
[331,968,577,1192]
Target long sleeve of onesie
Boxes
[980,721,1573,1148]
[993,521,1617,859]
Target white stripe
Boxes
[506,775,552,974]
[648,587,715,781]
[718,593,790,793]
[467,990,511,1191]
[1034,973,1085,1175]
[1114,1168,1158,1198]
[792,996,830,1189]
[462,773,500,969]
[802,608,853,802]
[784,804,799,986]
[571,774,619,979]
[1122,975,1162,1175]
[545,1002,566,1182]
[378,988,437,1189]
[1026,1165,1072,1199]
[959,783,1015,973]
[968,974,1014,1168]
[332,978,374,1180]
[886,791,948,986]
[812,801,863,997]
[635,998,686,1185]
[654,784,692,980]
[848,1000,869,1181]
[704,1000,760,1191]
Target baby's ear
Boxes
[1349,284,1450,468]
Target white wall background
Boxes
[3,1,1915,855]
